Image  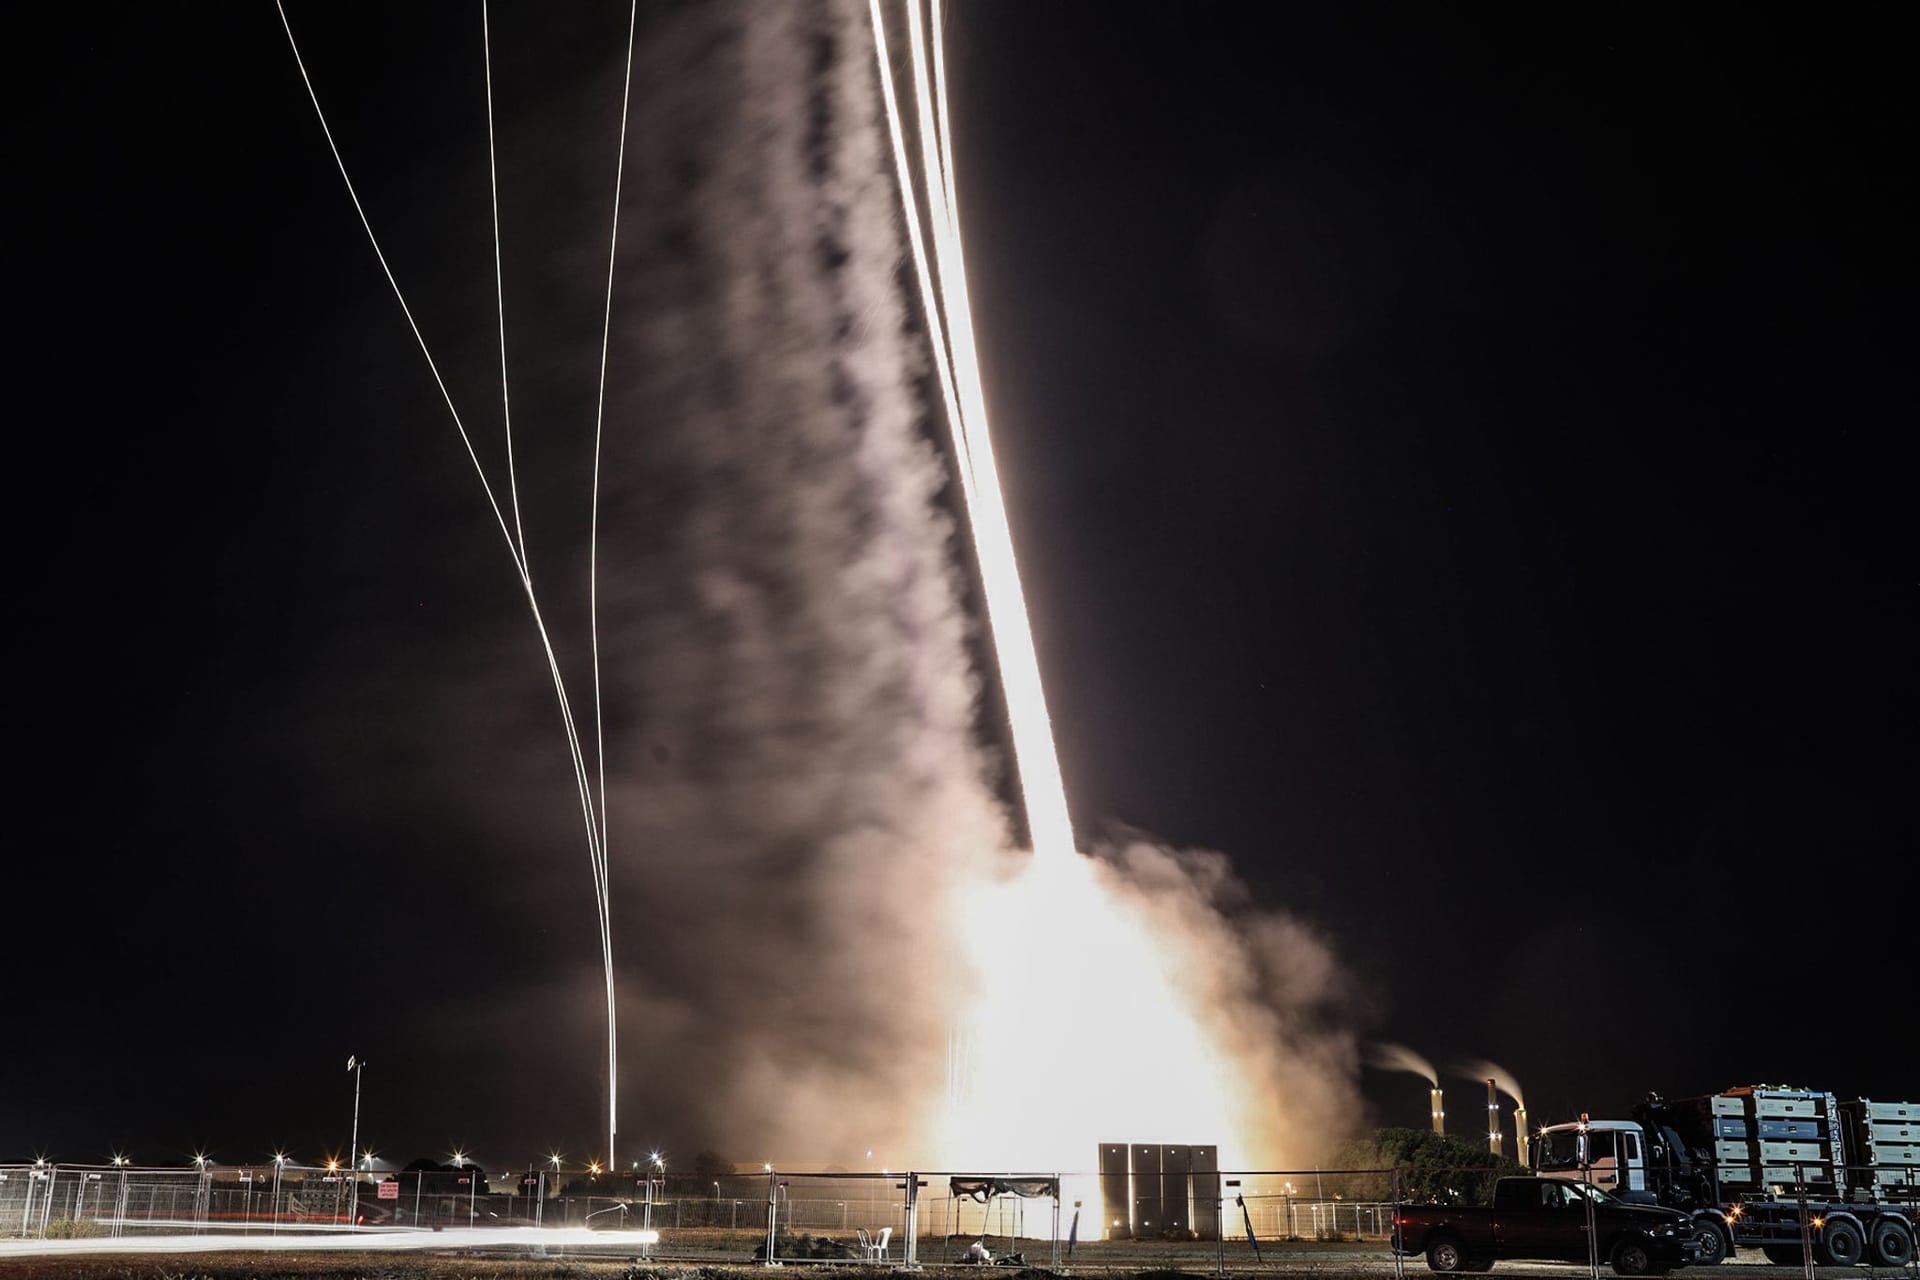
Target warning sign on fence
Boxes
[377,1180,400,1200]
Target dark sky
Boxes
[8,2,1910,1169]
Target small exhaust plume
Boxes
[1460,1059,1526,1112]
[1459,1060,1525,1162]
[1368,1041,1438,1086]
[1368,1042,1442,1134]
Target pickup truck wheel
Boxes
[1425,1237,1468,1272]
[1759,1244,1802,1266]
[1689,1219,1727,1266]
[1819,1220,1863,1267]
[1610,1237,1655,1277]
[1869,1219,1914,1268]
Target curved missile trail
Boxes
[871,0,1077,863]
[586,0,641,1170]
[866,1,975,515]
[484,2,528,572]
[275,0,636,1168]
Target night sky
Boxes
[8,3,1909,1170]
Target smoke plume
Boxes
[1460,1060,1526,1111]
[1368,1042,1439,1086]
[329,0,1360,1168]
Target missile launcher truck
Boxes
[1533,1085,1918,1268]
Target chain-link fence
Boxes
[8,1158,1916,1275]
[0,1163,357,1239]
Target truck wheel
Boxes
[1869,1219,1914,1268]
[1425,1237,1467,1272]
[1611,1238,1655,1277]
[1690,1219,1728,1266]
[1819,1220,1863,1267]
[1760,1244,1802,1266]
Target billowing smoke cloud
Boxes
[1460,1059,1526,1111]
[323,0,1359,1169]
[1368,1041,1439,1086]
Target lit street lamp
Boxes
[451,1151,478,1226]
[345,1055,365,1231]
[643,1153,665,1235]
[191,1154,212,1235]
[272,1153,288,1236]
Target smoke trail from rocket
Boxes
[300,0,1361,1166]
[870,0,1077,866]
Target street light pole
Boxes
[346,1055,364,1230]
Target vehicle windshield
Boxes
[1536,1130,1584,1172]
[1562,1180,1616,1205]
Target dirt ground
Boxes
[0,1239,1831,1280]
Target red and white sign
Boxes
[377,1180,400,1200]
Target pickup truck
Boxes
[1394,1176,1701,1276]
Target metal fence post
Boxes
[904,1171,921,1270]
[765,1170,779,1265]
[1796,1165,1814,1280]
[1390,1166,1406,1280]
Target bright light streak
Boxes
[274,1,627,1171]
[0,1226,656,1260]
[872,0,1075,865]
[866,2,1322,1183]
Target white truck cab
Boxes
[1535,1121,1654,1199]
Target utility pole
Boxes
[346,1055,364,1230]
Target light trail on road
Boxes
[0,1225,656,1259]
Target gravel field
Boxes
[0,1243,1868,1280]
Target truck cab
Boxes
[1536,1121,1655,1200]
[1533,1110,1918,1269]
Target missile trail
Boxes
[276,0,633,1167]
[872,0,1077,863]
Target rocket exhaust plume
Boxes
[285,0,1362,1168]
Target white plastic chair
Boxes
[866,1226,892,1262]
[856,1227,873,1258]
